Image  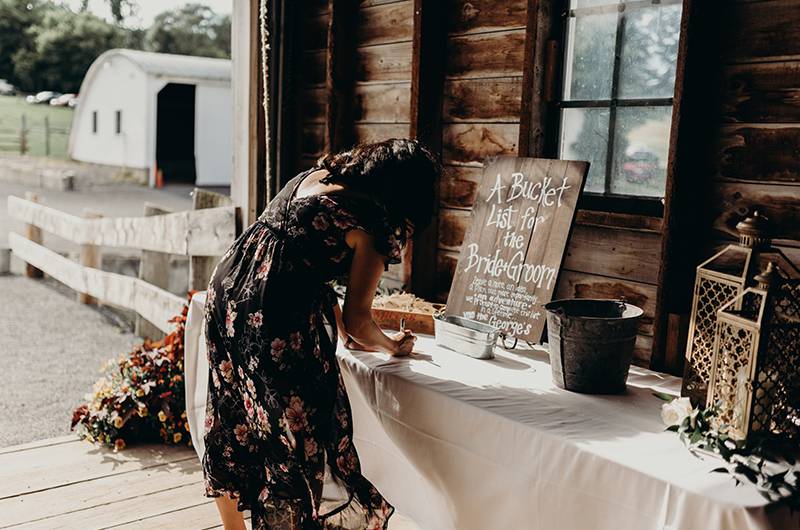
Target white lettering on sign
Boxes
[445,157,588,343]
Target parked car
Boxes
[68,96,79,108]
[622,150,660,184]
[0,79,16,96]
[25,91,61,105]
[50,93,77,107]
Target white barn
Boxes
[68,49,233,187]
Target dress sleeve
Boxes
[321,195,403,271]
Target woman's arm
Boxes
[341,229,416,356]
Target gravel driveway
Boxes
[0,275,140,447]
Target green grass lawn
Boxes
[0,95,74,159]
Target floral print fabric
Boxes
[202,169,400,530]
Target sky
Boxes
[63,0,232,28]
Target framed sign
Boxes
[445,156,589,343]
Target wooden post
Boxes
[44,116,50,157]
[519,0,546,157]
[23,192,42,278]
[189,188,234,292]
[135,203,172,340]
[77,209,103,304]
[408,0,447,298]
[325,0,358,153]
[19,114,27,155]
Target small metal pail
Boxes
[434,314,499,359]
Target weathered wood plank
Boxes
[302,50,328,85]
[0,439,195,499]
[715,124,800,183]
[437,209,662,285]
[563,225,662,285]
[446,0,527,35]
[0,458,202,527]
[7,196,236,256]
[301,123,326,156]
[136,203,172,340]
[0,435,77,456]
[9,234,186,333]
[554,270,657,337]
[190,189,236,292]
[574,210,663,233]
[303,13,330,50]
[354,123,410,143]
[442,123,519,166]
[408,0,448,296]
[13,482,207,529]
[302,87,327,123]
[355,82,411,123]
[358,0,414,46]
[326,0,359,152]
[357,41,413,81]
[710,180,800,243]
[721,0,800,63]
[443,78,522,123]
[111,501,226,530]
[722,61,800,123]
[446,29,526,79]
[437,208,471,251]
[439,165,483,209]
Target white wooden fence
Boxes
[8,190,238,335]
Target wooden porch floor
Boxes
[0,436,418,529]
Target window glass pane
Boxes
[569,0,619,8]
[618,4,682,99]
[610,106,673,197]
[559,108,610,194]
[563,13,617,101]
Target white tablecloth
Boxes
[184,292,793,530]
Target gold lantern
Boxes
[706,263,800,441]
[682,212,800,404]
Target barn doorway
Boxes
[156,83,196,185]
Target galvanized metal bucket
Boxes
[544,298,644,394]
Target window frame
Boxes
[554,0,684,218]
[115,110,122,135]
[92,111,98,134]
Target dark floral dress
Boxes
[202,168,401,530]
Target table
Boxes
[184,292,794,530]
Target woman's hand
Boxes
[389,330,416,356]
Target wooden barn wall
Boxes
[434,0,661,364]
[712,0,800,265]
[285,0,682,365]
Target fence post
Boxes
[189,188,234,292]
[19,114,27,155]
[23,192,42,278]
[44,116,50,157]
[77,209,103,304]
[135,203,172,340]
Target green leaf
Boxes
[652,391,677,402]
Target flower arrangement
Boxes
[70,295,194,452]
[655,393,799,511]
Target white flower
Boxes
[661,397,695,427]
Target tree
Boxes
[144,3,230,59]
[80,0,137,24]
[0,0,46,86]
[13,8,127,93]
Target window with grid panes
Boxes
[558,0,682,213]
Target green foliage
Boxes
[13,7,127,93]
[0,0,46,86]
[655,393,800,512]
[144,3,230,59]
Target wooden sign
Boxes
[446,156,589,343]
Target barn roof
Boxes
[99,49,231,83]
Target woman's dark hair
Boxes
[316,138,441,244]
